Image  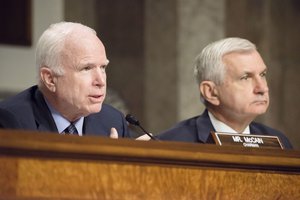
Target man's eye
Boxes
[241,75,249,80]
[261,72,267,77]
[100,65,107,71]
[83,66,92,71]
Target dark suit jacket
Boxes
[157,110,293,149]
[0,86,130,138]
[0,108,22,129]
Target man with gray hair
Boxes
[0,22,129,138]
[157,37,292,149]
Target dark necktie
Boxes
[64,123,78,135]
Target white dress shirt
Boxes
[45,100,84,136]
[208,111,250,134]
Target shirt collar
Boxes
[208,111,250,134]
[45,100,84,136]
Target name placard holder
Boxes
[211,132,284,149]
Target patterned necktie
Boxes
[64,123,78,135]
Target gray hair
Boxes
[194,37,256,85]
[193,37,256,103]
[36,22,96,79]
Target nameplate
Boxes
[211,132,283,149]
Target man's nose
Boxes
[94,68,106,86]
[254,77,269,95]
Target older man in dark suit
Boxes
[157,37,292,149]
[0,22,129,138]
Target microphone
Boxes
[125,114,158,140]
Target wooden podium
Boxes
[0,129,299,200]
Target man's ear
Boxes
[199,81,220,106]
[40,67,56,92]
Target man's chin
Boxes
[252,103,268,113]
[85,104,103,115]
[251,109,267,116]
[93,104,103,113]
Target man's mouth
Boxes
[89,94,104,102]
[252,100,268,105]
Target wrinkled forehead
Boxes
[222,50,266,73]
[66,28,101,45]
[63,30,105,53]
[61,32,108,65]
[222,50,259,64]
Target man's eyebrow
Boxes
[242,67,267,74]
[261,68,267,73]
[77,62,95,69]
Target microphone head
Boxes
[125,114,140,126]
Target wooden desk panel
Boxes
[0,130,299,200]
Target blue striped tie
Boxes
[64,123,78,135]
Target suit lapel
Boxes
[249,123,265,135]
[32,87,58,133]
[196,110,215,143]
[83,114,108,136]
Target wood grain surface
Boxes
[0,130,299,200]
